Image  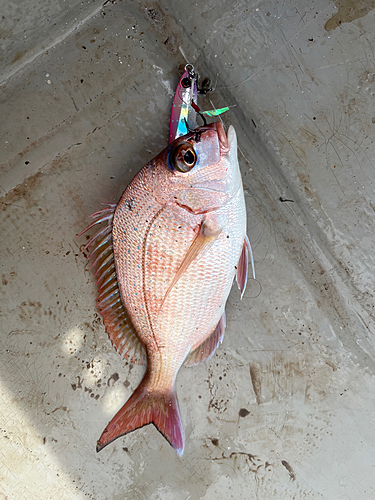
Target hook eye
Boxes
[181,77,191,88]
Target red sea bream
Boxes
[79,122,251,456]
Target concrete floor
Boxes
[1,0,375,498]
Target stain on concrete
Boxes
[146,7,165,28]
[325,0,375,31]
[0,170,43,209]
[281,460,296,481]
[238,408,250,418]
[138,0,183,53]
[107,372,119,386]
[249,362,262,404]
[11,49,28,64]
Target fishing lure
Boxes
[169,64,235,144]
[169,64,198,144]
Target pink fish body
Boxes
[80,122,250,456]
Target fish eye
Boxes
[168,142,197,173]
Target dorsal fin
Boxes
[184,311,226,367]
[78,205,146,364]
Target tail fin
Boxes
[96,377,184,456]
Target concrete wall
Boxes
[1,0,375,498]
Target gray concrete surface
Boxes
[1,0,375,498]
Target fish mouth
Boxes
[203,122,229,152]
[214,122,229,152]
[190,121,236,195]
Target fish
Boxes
[78,121,251,456]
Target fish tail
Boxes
[96,375,184,456]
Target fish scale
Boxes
[114,178,242,358]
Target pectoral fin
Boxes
[160,222,221,310]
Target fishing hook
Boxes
[197,111,207,127]
[184,118,202,142]
[190,101,207,127]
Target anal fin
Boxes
[184,311,226,367]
